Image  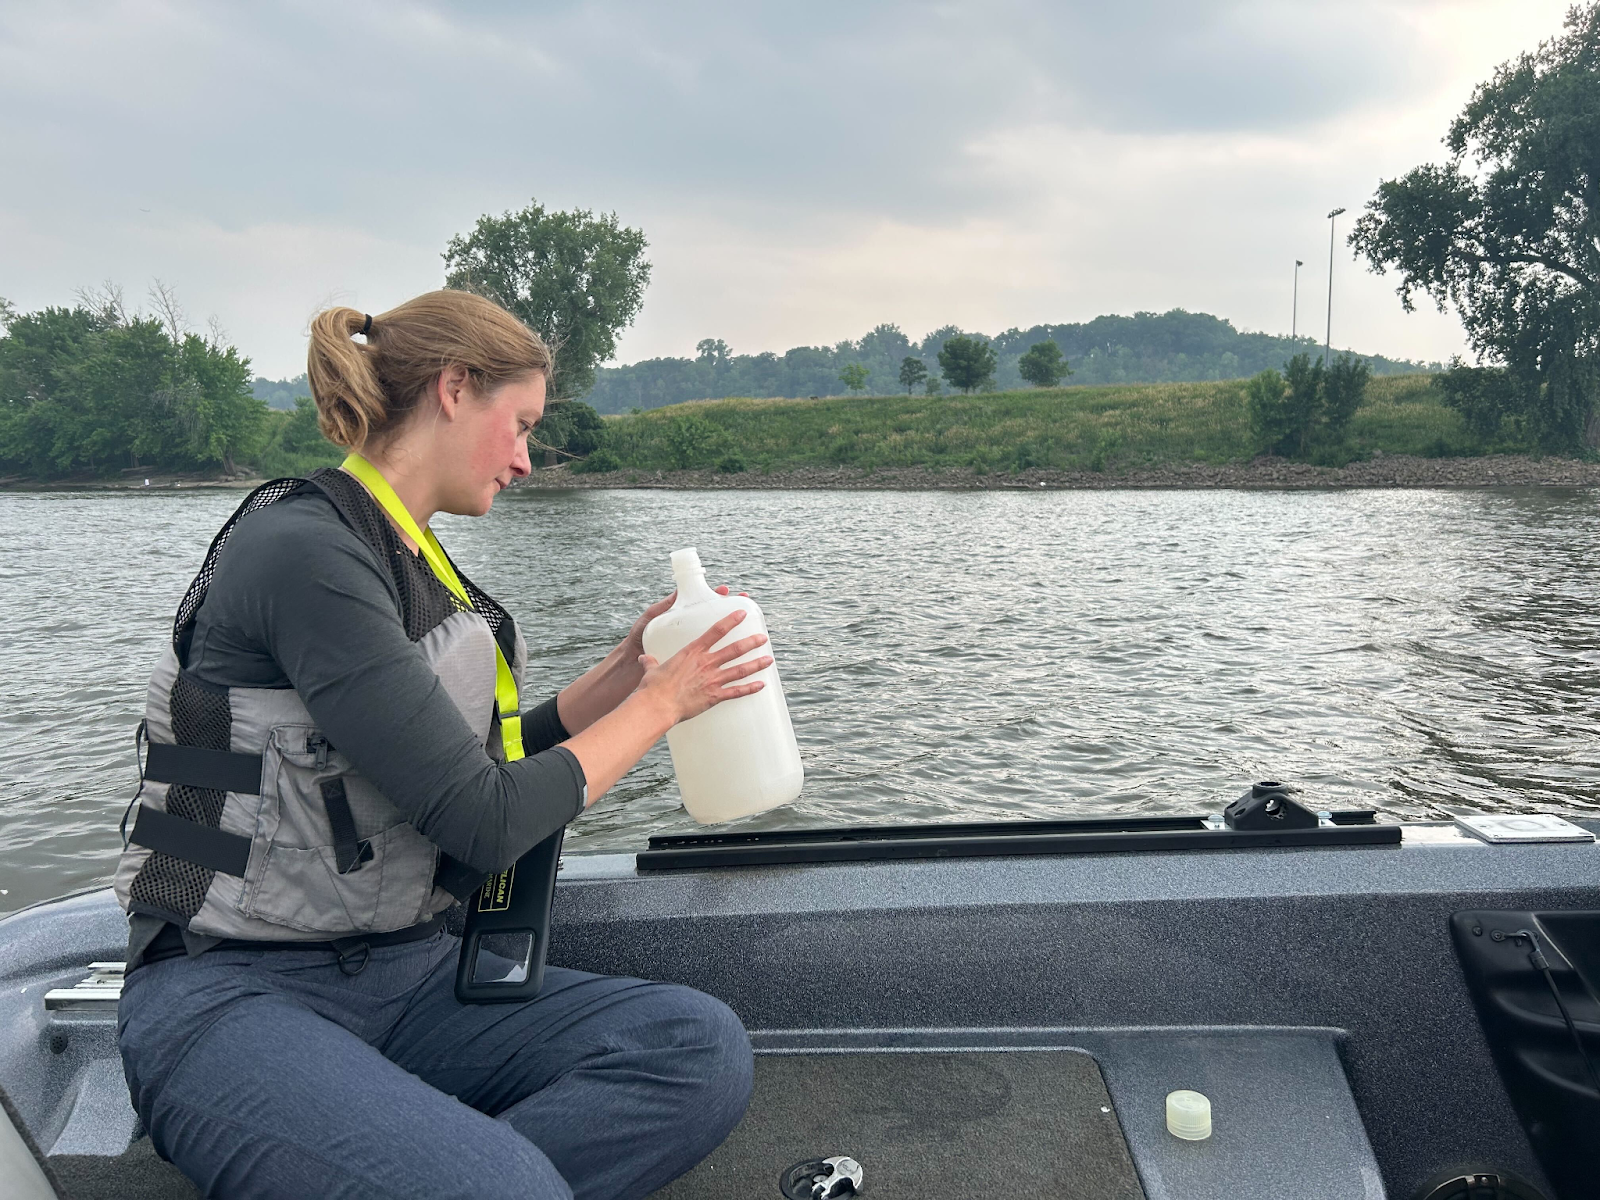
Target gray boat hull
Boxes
[5,822,1596,1198]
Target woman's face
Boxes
[443,371,546,516]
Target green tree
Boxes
[696,338,731,369]
[663,411,729,469]
[535,399,606,459]
[0,307,127,473]
[257,396,343,477]
[1017,339,1070,387]
[898,356,927,392]
[1246,368,1293,456]
[1246,352,1368,458]
[171,332,266,474]
[1281,353,1326,458]
[1350,3,1600,450]
[938,335,997,393]
[443,199,651,400]
[839,363,870,394]
[1437,360,1522,440]
[571,447,621,474]
[0,301,267,476]
[1321,354,1371,441]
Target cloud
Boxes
[0,0,1577,375]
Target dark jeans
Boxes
[117,929,752,1199]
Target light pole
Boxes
[1325,207,1345,366]
[1292,259,1304,346]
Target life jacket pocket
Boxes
[239,725,438,935]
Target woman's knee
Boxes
[650,985,754,1140]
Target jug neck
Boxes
[671,549,719,605]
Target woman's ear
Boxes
[435,365,472,422]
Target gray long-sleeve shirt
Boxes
[185,488,586,875]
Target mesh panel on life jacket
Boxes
[307,468,480,644]
[128,674,233,920]
[172,478,303,662]
[309,468,515,662]
[458,570,514,662]
[171,469,500,660]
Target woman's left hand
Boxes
[620,585,748,660]
[563,585,753,735]
[621,592,676,659]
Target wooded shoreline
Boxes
[7,453,1598,493]
[516,454,1600,490]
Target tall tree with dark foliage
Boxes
[444,200,651,401]
[1351,3,1600,450]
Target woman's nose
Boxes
[511,437,531,477]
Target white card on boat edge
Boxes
[1452,813,1596,844]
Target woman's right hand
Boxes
[634,610,772,726]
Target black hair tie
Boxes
[359,314,372,337]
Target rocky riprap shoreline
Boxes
[7,454,1597,493]
[0,470,265,491]
[514,454,1600,492]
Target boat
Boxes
[3,798,1598,1199]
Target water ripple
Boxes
[2,485,1598,912]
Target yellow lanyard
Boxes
[340,454,525,761]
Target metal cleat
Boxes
[781,1154,863,1199]
[813,1157,863,1198]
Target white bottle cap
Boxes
[1166,1090,1212,1140]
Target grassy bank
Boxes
[594,374,1477,476]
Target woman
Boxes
[115,290,766,1199]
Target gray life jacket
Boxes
[113,469,524,941]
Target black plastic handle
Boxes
[454,828,563,1004]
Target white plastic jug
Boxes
[641,547,803,824]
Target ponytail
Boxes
[307,307,388,448]
[306,291,553,450]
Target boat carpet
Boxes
[48,1136,197,1200]
[653,1049,1146,1200]
[44,1050,1145,1199]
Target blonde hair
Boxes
[306,290,552,448]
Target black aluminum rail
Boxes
[635,810,1398,871]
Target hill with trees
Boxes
[576,373,1464,478]
[251,374,307,410]
[584,309,1436,414]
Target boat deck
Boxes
[661,1049,1143,1199]
[6,820,1599,1198]
[32,1031,1370,1200]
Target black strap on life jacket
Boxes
[128,805,252,878]
[320,778,374,874]
[433,854,489,902]
[144,741,263,794]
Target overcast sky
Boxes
[0,1,1577,379]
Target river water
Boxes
[2,484,1598,914]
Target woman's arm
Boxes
[209,499,588,873]
[562,608,770,802]
[208,498,770,870]
[554,640,655,736]
[555,585,746,735]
